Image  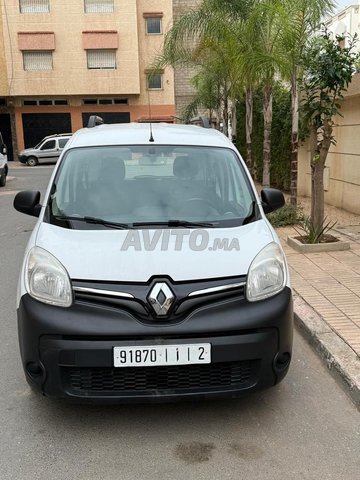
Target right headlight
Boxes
[246,242,286,302]
[25,247,73,308]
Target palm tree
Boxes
[281,0,334,205]
[241,0,289,187]
[152,0,256,141]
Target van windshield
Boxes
[48,146,258,229]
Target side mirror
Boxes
[261,188,285,214]
[14,191,41,217]
[1,145,6,155]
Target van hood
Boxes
[20,148,37,156]
[35,220,274,282]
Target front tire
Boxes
[0,165,6,187]
[26,156,38,167]
[0,172,6,187]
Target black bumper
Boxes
[17,288,293,403]
[18,155,27,164]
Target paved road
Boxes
[0,165,359,480]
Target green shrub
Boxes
[236,82,292,190]
[267,203,304,228]
[293,216,337,243]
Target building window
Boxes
[147,73,162,90]
[23,99,68,106]
[23,51,53,71]
[19,0,50,13]
[84,0,114,13]
[82,98,128,105]
[87,50,116,69]
[146,18,162,35]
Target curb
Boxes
[293,294,360,410]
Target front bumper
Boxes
[18,155,27,164]
[17,288,293,403]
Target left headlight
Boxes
[25,247,72,307]
[246,242,287,302]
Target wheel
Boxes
[26,156,38,167]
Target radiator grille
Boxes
[63,361,258,395]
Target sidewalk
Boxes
[276,203,360,407]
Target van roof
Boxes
[69,123,234,149]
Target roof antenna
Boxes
[147,84,155,143]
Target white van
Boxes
[0,132,8,187]
[14,118,293,403]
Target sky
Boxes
[335,0,360,11]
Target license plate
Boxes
[113,343,211,367]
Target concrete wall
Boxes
[172,0,199,119]
[0,2,8,96]
[298,73,360,215]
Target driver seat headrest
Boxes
[173,155,201,179]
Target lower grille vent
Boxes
[63,361,258,395]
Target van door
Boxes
[38,139,58,164]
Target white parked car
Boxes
[14,117,293,403]
[0,132,8,187]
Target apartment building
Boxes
[324,3,360,50]
[0,0,175,153]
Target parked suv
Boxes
[18,134,72,166]
[0,132,8,187]
[14,118,293,403]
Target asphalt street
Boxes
[0,165,359,480]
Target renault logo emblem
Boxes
[148,282,175,316]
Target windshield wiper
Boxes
[132,220,216,228]
[53,215,132,230]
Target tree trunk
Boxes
[311,157,325,234]
[290,72,299,206]
[262,82,272,188]
[223,95,229,137]
[245,86,254,177]
[231,100,237,142]
[310,119,333,235]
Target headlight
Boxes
[25,247,72,307]
[246,242,286,302]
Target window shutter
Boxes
[20,0,50,14]
[84,0,114,13]
[23,51,53,70]
[87,50,116,69]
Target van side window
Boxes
[40,140,56,150]
[59,138,69,149]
